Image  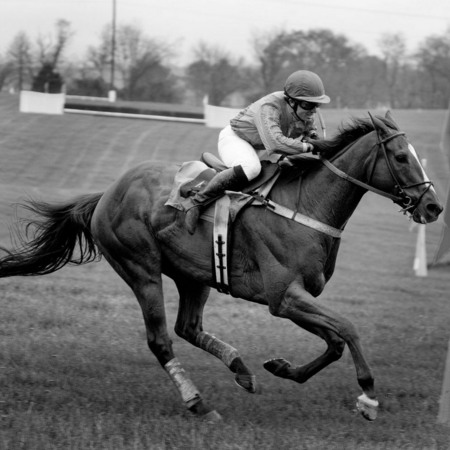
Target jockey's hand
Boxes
[301,142,314,153]
[308,131,319,140]
[283,151,313,166]
[279,156,295,168]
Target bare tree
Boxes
[115,24,173,98]
[250,28,363,107]
[29,19,73,92]
[84,23,180,101]
[86,25,115,84]
[415,28,450,108]
[36,19,73,69]
[7,32,33,91]
[378,33,407,108]
[251,28,286,93]
[186,42,245,105]
[0,55,14,92]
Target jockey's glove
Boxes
[302,142,314,153]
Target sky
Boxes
[1,0,450,66]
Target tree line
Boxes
[1,20,449,109]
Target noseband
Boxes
[371,130,433,213]
[320,118,434,214]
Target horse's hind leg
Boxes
[173,277,256,393]
[94,227,219,419]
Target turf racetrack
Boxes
[1,94,449,449]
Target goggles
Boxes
[296,100,320,111]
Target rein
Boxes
[319,156,403,203]
[319,116,433,213]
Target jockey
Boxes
[184,69,331,234]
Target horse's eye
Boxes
[395,154,408,163]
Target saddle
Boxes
[172,153,279,203]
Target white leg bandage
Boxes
[164,358,201,408]
[196,331,239,367]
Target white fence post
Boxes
[413,224,427,277]
[438,339,450,426]
[413,158,428,277]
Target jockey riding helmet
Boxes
[284,70,331,104]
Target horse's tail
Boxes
[0,192,104,278]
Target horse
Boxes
[0,111,442,422]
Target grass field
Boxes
[0,93,450,449]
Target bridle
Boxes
[320,115,434,215]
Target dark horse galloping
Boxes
[0,112,442,421]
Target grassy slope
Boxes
[0,93,449,449]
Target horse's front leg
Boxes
[173,277,257,394]
[266,281,378,421]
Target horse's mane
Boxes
[313,115,398,158]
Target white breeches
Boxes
[218,125,262,181]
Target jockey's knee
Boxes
[240,162,261,181]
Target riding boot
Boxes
[184,165,249,234]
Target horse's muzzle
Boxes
[412,200,443,224]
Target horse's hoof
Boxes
[356,393,379,421]
[263,358,291,377]
[235,373,257,393]
[202,410,222,423]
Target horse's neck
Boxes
[272,146,370,230]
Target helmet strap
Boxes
[284,93,304,122]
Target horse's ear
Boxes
[385,110,400,130]
[368,111,389,137]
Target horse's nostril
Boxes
[427,203,443,216]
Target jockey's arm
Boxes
[253,104,314,156]
[274,142,314,156]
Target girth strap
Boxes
[252,196,342,239]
